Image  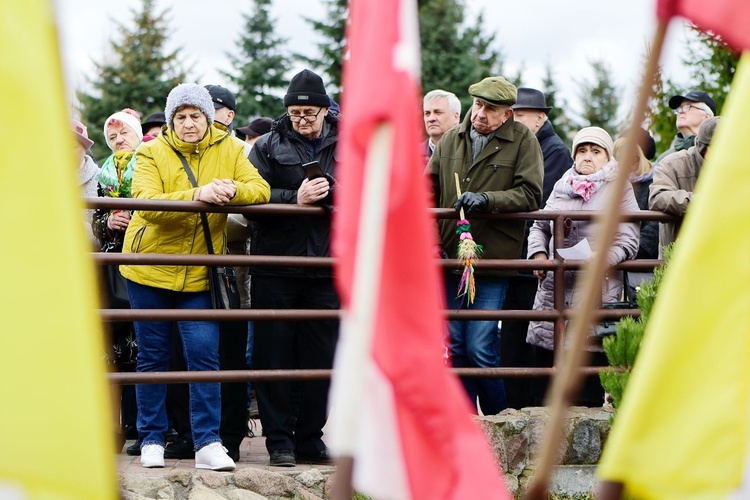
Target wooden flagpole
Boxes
[523,19,670,500]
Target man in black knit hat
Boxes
[248,69,338,467]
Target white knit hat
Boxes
[164,83,215,129]
[571,126,614,160]
[103,111,143,151]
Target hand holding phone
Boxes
[302,161,326,180]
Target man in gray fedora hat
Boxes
[501,87,572,408]
[512,87,571,204]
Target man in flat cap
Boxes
[428,75,543,415]
[499,87,571,408]
[655,89,716,164]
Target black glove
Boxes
[454,192,488,214]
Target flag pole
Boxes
[523,18,669,500]
[330,125,394,500]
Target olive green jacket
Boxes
[428,114,544,273]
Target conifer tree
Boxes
[645,64,680,156]
[541,63,574,147]
[296,0,347,101]
[682,24,739,115]
[224,0,291,121]
[600,245,674,411]
[418,0,503,113]
[77,0,186,160]
[575,59,620,137]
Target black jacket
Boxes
[515,120,571,276]
[248,114,339,277]
[536,120,572,207]
[632,179,658,259]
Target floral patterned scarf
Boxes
[561,159,618,201]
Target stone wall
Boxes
[478,406,614,498]
[120,406,613,499]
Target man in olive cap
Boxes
[428,75,543,415]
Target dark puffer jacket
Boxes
[248,114,339,278]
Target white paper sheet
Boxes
[556,238,593,260]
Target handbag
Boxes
[104,263,131,309]
[171,147,241,309]
[593,271,643,338]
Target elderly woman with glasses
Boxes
[247,69,339,467]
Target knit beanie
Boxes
[283,69,330,108]
[571,126,615,160]
[164,83,215,129]
[103,111,143,151]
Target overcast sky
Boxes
[55,0,696,120]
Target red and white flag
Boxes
[657,0,750,52]
[329,0,510,498]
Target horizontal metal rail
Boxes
[101,308,638,322]
[88,197,665,386]
[109,366,619,384]
[85,197,678,223]
[93,252,662,271]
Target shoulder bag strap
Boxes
[169,146,216,255]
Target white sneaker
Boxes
[195,442,236,471]
[140,444,165,468]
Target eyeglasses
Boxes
[674,104,707,114]
[287,108,323,123]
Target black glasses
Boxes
[287,108,323,123]
[674,104,707,114]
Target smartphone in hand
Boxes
[302,161,326,180]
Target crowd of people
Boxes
[71,67,719,470]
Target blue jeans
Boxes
[126,280,222,450]
[445,273,509,415]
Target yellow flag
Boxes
[0,1,117,498]
[597,52,750,499]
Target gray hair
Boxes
[423,89,461,115]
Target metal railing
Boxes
[88,197,677,384]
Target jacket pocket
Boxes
[129,226,147,253]
[483,161,516,189]
[273,152,305,189]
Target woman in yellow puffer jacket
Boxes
[120,83,270,471]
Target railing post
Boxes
[552,213,567,367]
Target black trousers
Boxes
[251,275,339,455]
[168,320,249,452]
[501,275,605,408]
[499,275,543,408]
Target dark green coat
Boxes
[428,113,543,274]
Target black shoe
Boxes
[164,437,195,459]
[165,428,179,443]
[126,440,141,456]
[296,449,331,465]
[226,447,240,462]
[124,425,138,441]
[269,449,296,467]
